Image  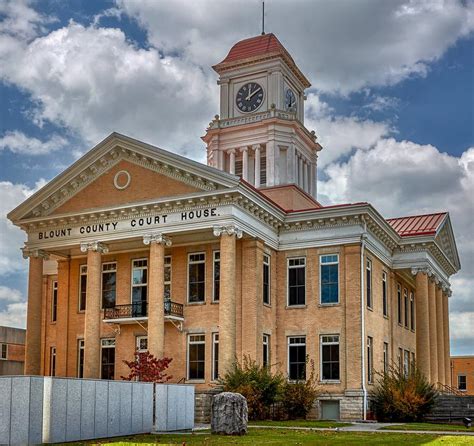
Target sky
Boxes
[0,0,473,355]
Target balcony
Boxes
[103,300,184,324]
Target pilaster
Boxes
[253,145,261,188]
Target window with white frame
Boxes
[263,334,270,368]
[101,338,115,380]
[212,333,219,381]
[164,256,172,300]
[366,259,372,308]
[188,334,205,380]
[288,258,306,306]
[320,254,339,304]
[77,339,84,378]
[410,292,415,330]
[50,346,56,377]
[131,259,147,317]
[51,280,58,322]
[321,335,340,381]
[404,289,409,328]
[403,349,410,377]
[0,343,7,360]
[288,336,306,380]
[458,375,467,391]
[263,254,270,305]
[397,284,402,324]
[79,265,87,311]
[383,342,389,374]
[188,253,206,303]
[136,336,148,352]
[367,336,373,383]
[382,272,388,317]
[102,262,117,309]
[398,347,403,373]
[213,251,220,302]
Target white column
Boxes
[312,159,318,197]
[241,147,249,181]
[229,149,236,174]
[286,145,295,184]
[303,160,309,192]
[298,155,303,188]
[253,144,261,188]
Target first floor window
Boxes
[321,335,340,381]
[212,333,219,381]
[398,347,403,373]
[288,336,306,380]
[288,258,306,306]
[164,256,172,300]
[188,253,205,303]
[458,375,467,391]
[366,259,372,308]
[403,350,410,377]
[131,259,147,317]
[263,254,270,305]
[51,280,58,322]
[411,352,416,371]
[404,289,409,328]
[383,342,389,374]
[136,336,148,352]
[320,255,339,304]
[50,346,56,377]
[188,334,205,380]
[101,338,115,380]
[263,334,270,368]
[367,337,373,383]
[213,251,220,302]
[397,284,402,324]
[1,343,7,360]
[410,292,415,330]
[102,262,117,309]
[79,265,87,311]
[382,272,388,317]
[77,339,84,378]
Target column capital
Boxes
[22,247,49,260]
[213,224,243,239]
[80,241,109,253]
[143,233,172,246]
[239,146,248,153]
[227,148,236,154]
[410,266,433,277]
[252,144,261,152]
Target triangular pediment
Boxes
[8,132,240,222]
[435,215,461,271]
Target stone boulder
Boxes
[211,392,248,435]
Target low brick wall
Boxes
[195,388,222,424]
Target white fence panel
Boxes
[155,384,195,431]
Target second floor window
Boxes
[404,289,409,328]
[164,256,172,300]
[366,259,372,308]
[79,265,87,311]
[102,262,117,309]
[397,284,402,324]
[410,292,415,330]
[131,259,147,317]
[288,258,305,306]
[320,254,339,304]
[51,280,58,322]
[188,253,205,303]
[382,272,388,317]
[213,251,220,302]
[263,254,270,305]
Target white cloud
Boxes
[0,285,23,302]
[0,131,67,155]
[0,301,27,329]
[450,312,474,340]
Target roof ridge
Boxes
[386,211,447,221]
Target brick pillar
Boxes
[413,270,430,381]
[143,233,171,359]
[435,285,445,384]
[443,291,451,386]
[56,259,70,376]
[214,225,242,376]
[81,241,108,379]
[22,249,48,375]
[428,279,438,384]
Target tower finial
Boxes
[261,1,265,35]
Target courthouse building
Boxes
[8,33,460,420]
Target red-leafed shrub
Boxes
[121,351,172,383]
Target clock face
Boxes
[236,82,264,113]
[285,88,297,112]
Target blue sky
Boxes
[0,0,473,354]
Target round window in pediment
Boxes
[113,170,131,190]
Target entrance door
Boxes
[320,400,340,420]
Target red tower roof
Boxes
[386,212,447,237]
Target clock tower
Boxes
[203,33,322,202]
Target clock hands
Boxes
[246,86,262,101]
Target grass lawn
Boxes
[248,419,351,428]
[381,422,474,432]
[71,429,474,445]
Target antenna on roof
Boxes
[261,1,265,35]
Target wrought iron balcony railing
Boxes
[103,300,184,320]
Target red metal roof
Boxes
[386,212,447,237]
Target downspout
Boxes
[360,218,367,420]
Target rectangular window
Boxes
[410,292,415,330]
[188,253,205,303]
[51,280,58,322]
[136,336,148,352]
[212,333,219,381]
[79,265,87,311]
[102,262,117,309]
[77,339,84,378]
[263,254,270,305]
[101,338,115,380]
[398,347,403,373]
[50,346,56,377]
[260,155,267,186]
[366,259,372,308]
[382,272,388,317]
[164,255,172,300]
[367,337,373,383]
[320,254,339,304]
[188,334,205,380]
[458,375,467,391]
[288,336,306,380]
[263,334,270,368]
[411,352,416,371]
[213,251,220,302]
[0,343,7,360]
[383,342,389,374]
[288,258,306,306]
[321,335,340,381]
[403,350,410,377]
[397,284,402,324]
[404,289,409,328]
[131,259,147,317]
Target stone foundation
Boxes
[195,388,222,424]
